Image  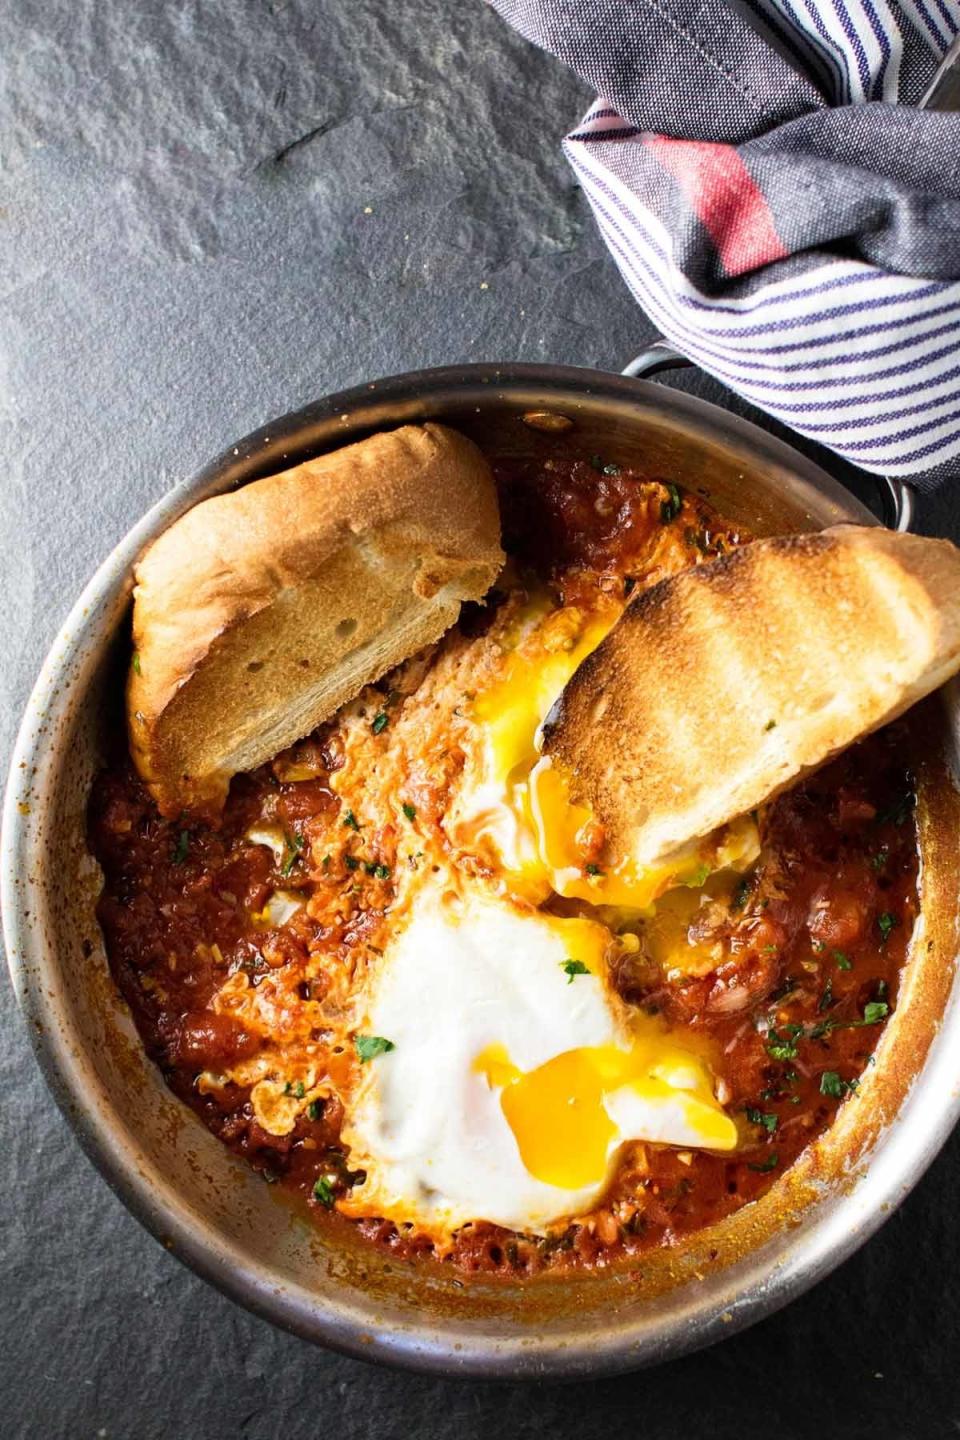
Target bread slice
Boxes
[540,525,960,869]
[128,423,504,817]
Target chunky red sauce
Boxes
[89,454,919,1275]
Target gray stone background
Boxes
[2,2,959,1435]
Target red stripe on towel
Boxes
[643,135,788,275]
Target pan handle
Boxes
[621,341,916,534]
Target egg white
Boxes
[339,881,734,1238]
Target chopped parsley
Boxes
[660,483,682,524]
[602,462,621,476]
[171,830,190,865]
[685,862,711,889]
[749,1153,779,1174]
[877,911,898,943]
[322,854,331,872]
[402,802,417,821]
[731,876,752,911]
[293,1080,305,1099]
[281,831,304,876]
[344,855,360,871]
[806,999,891,1042]
[817,978,836,1014]
[766,1024,803,1061]
[307,1100,322,1121]
[560,959,591,984]
[354,1034,395,1063]
[131,651,142,675]
[745,1107,778,1135]
[342,809,360,831]
[820,1070,858,1099]
[834,951,852,971]
[876,790,915,828]
[811,939,826,953]
[312,1176,336,1208]
[585,863,604,877]
[364,861,391,879]
[371,712,389,735]
[870,847,889,872]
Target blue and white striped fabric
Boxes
[491,0,960,483]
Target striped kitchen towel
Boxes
[489,0,960,484]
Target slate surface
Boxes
[2,3,959,1436]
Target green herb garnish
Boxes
[602,462,621,476]
[818,978,836,1014]
[402,802,417,821]
[313,1176,336,1208]
[354,1034,395,1063]
[364,861,391,879]
[863,1000,889,1025]
[819,1070,858,1099]
[685,862,711,889]
[585,863,604,877]
[749,1153,779,1174]
[281,831,304,876]
[307,1100,322,1121]
[561,959,591,984]
[731,876,752,911]
[171,830,190,865]
[344,855,359,871]
[766,1025,802,1061]
[876,790,915,828]
[877,911,898,943]
[834,951,852,971]
[342,809,360,831]
[660,483,682,524]
[870,847,889,872]
[293,1080,305,1099]
[745,1107,778,1134]
[132,652,142,675]
[371,712,389,735]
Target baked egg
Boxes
[339,883,736,1239]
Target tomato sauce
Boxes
[88,454,919,1276]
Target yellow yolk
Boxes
[530,757,761,911]
[451,591,760,908]
[475,1027,737,1191]
[450,596,616,900]
[341,887,740,1238]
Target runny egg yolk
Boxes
[452,593,759,909]
[449,595,614,900]
[475,1030,738,1190]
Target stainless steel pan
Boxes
[4,361,959,1378]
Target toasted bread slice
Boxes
[128,423,504,817]
[540,525,960,869]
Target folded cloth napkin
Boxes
[489,0,960,485]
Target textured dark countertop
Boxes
[2,3,959,1436]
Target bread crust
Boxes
[128,423,504,816]
[541,525,960,868]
